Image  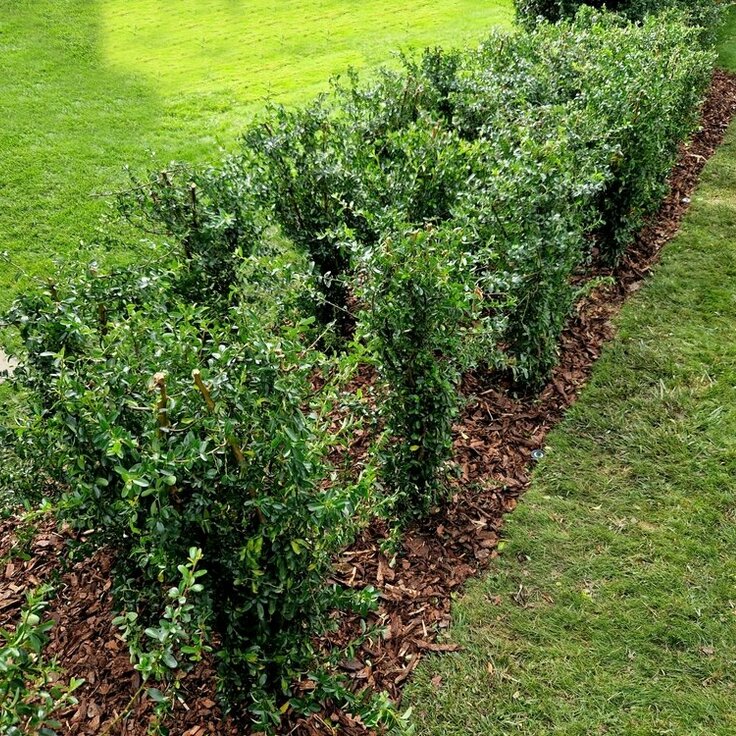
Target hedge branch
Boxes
[192,369,264,523]
[152,372,170,435]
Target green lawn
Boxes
[406,10,736,735]
[0,0,512,310]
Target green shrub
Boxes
[580,12,713,256]
[240,93,474,334]
[0,585,83,736]
[118,156,269,302]
[332,48,463,137]
[357,225,499,514]
[515,0,725,41]
[242,100,365,333]
[2,266,373,730]
[452,125,607,383]
[113,548,212,733]
[514,0,575,26]
[451,10,713,263]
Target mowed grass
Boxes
[718,5,736,71]
[0,0,513,310]
[406,14,736,735]
[103,0,513,115]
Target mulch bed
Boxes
[2,69,735,736]
[0,517,238,736]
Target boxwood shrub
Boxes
[451,9,714,261]
[1,266,374,729]
[516,0,724,38]
[357,224,502,515]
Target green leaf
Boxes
[147,687,167,703]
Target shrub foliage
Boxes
[0,586,83,736]
[0,5,717,731]
[358,225,497,516]
[516,0,724,37]
[3,269,372,728]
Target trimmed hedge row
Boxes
[239,8,712,383]
[0,7,717,732]
[515,0,724,36]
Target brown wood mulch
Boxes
[1,69,735,736]
[0,518,238,736]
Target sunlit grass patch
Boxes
[102,0,513,106]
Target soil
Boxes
[1,69,735,736]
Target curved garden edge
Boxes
[1,70,735,736]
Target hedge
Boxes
[515,0,724,38]
[0,7,717,732]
